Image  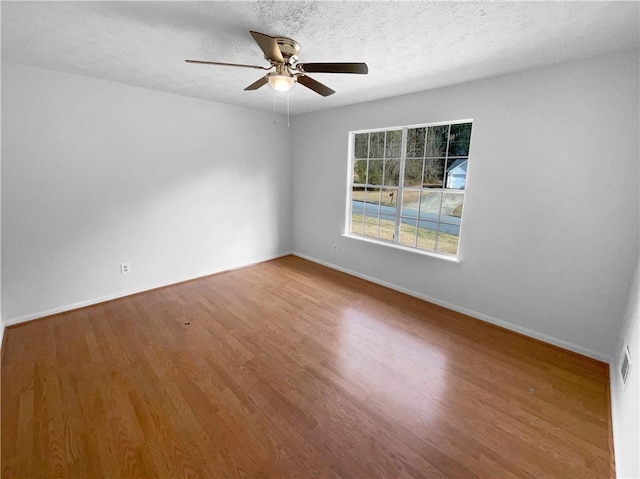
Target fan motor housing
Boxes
[274,37,300,64]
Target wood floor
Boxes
[1,255,614,478]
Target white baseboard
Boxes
[3,251,292,328]
[3,250,610,363]
[292,252,611,363]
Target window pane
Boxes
[383,159,400,186]
[426,125,449,157]
[385,130,402,158]
[417,221,438,251]
[379,215,396,241]
[351,215,363,236]
[364,215,379,238]
[363,187,381,238]
[406,127,426,158]
[419,191,442,221]
[445,158,467,190]
[367,160,383,185]
[440,192,463,225]
[423,159,445,188]
[351,195,364,235]
[381,188,398,210]
[399,219,417,247]
[404,159,423,187]
[369,131,385,158]
[401,190,420,218]
[436,223,460,255]
[448,123,472,157]
[351,195,364,213]
[364,187,381,208]
[351,186,365,203]
[363,188,381,240]
[354,133,369,159]
[353,159,367,184]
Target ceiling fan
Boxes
[185,31,368,97]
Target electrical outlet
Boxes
[120,263,131,274]
[332,244,339,252]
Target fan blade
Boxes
[244,76,268,91]
[296,62,368,74]
[250,31,285,63]
[297,75,335,97]
[185,60,270,70]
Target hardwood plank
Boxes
[1,255,615,478]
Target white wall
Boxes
[611,253,640,479]
[290,50,640,361]
[0,66,3,347]
[0,60,4,348]
[1,62,292,323]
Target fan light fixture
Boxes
[267,69,295,92]
[266,64,296,91]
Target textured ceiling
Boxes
[2,1,639,115]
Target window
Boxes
[348,120,472,257]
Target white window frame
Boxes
[345,119,472,261]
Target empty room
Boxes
[1,1,639,478]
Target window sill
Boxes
[342,234,461,263]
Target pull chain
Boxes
[271,91,292,127]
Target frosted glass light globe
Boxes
[268,73,295,92]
